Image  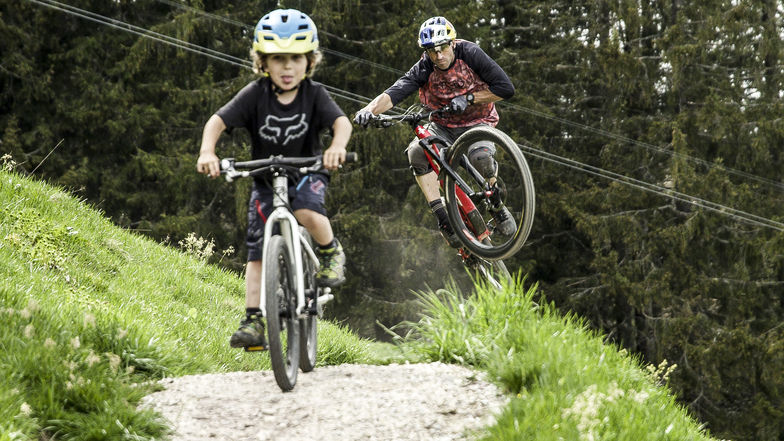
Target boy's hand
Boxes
[197,152,221,178]
[322,146,346,170]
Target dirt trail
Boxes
[141,362,507,441]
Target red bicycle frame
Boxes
[413,125,491,242]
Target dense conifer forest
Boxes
[2,1,782,439]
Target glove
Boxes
[449,95,469,114]
[354,109,374,127]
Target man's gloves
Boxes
[354,109,374,127]
[449,95,470,114]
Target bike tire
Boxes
[265,235,300,391]
[298,229,318,373]
[444,126,535,260]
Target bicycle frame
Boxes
[409,120,492,242]
[221,157,334,320]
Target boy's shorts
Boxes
[246,173,328,262]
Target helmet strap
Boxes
[270,81,299,96]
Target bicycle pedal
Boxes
[244,345,267,352]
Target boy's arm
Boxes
[322,115,352,171]
[197,114,227,178]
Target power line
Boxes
[498,102,784,192]
[151,0,784,194]
[27,0,251,69]
[146,1,784,194]
[517,143,784,232]
[22,0,784,232]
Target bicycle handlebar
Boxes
[365,106,453,128]
[220,153,357,182]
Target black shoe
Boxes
[229,314,267,349]
[490,203,516,235]
[439,222,461,248]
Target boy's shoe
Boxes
[489,204,516,235]
[229,313,267,349]
[316,240,346,288]
[439,221,461,248]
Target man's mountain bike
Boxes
[364,106,535,287]
[221,154,356,391]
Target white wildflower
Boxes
[23,324,34,338]
[44,338,56,348]
[85,350,101,367]
[105,353,121,372]
[20,402,32,416]
[70,336,81,349]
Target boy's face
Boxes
[262,53,309,91]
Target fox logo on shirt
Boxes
[259,114,309,146]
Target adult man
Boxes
[354,16,516,247]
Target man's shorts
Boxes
[246,173,328,261]
[405,123,495,176]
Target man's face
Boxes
[426,41,454,70]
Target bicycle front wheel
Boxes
[265,235,300,391]
[298,229,318,373]
[444,126,535,260]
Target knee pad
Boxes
[468,146,497,178]
[407,141,432,176]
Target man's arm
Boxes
[359,93,394,116]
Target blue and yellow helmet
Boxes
[417,16,456,48]
[253,9,319,54]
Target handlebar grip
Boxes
[345,152,358,163]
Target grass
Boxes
[1,162,722,440]
[396,276,721,441]
[0,165,374,439]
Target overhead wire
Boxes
[148,0,784,193]
[27,0,251,69]
[22,0,784,232]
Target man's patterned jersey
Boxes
[384,40,514,128]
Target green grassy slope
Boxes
[1,164,720,440]
[0,167,372,439]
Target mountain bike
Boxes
[221,153,356,391]
[364,106,535,288]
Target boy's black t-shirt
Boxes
[217,78,344,160]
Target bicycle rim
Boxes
[444,126,535,260]
[299,229,318,373]
[265,235,299,391]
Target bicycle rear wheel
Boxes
[298,229,318,373]
[265,235,300,391]
[444,126,535,260]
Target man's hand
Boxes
[197,151,221,178]
[322,146,347,170]
[449,95,469,114]
[353,109,374,127]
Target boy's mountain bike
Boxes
[221,153,356,391]
[364,106,535,287]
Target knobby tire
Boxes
[298,229,318,373]
[444,126,535,261]
[265,235,300,391]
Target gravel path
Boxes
[141,362,507,441]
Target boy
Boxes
[197,9,351,349]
